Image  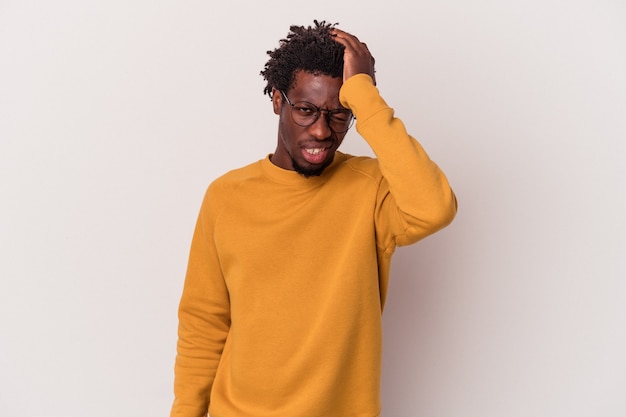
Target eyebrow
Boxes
[282,91,350,112]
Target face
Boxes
[271,71,349,178]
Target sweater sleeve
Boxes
[171,184,231,417]
[339,74,457,251]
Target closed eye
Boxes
[329,111,351,122]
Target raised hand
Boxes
[331,28,376,85]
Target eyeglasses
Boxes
[280,91,355,134]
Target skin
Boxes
[270,29,376,177]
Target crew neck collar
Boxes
[260,153,346,186]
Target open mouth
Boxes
[302,147,330,164]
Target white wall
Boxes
[1,1,624,416]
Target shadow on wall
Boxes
[381,230,461,416]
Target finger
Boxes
[330,28,376,83]
[334,31,373,63]
[330,29,363,51]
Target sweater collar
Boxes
[261,152,347,186]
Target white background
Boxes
[1,1,624,416]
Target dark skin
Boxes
[270,29,376,176]
[332,28,376,85]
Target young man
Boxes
[171,21,457,417]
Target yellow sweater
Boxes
[171,74,457,417]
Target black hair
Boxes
[260,20,345,97]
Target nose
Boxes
[308,112,332,140]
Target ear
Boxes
[271,88,282,115]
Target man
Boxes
[171,21,457,417]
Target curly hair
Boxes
[260,20,345,97]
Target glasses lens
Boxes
[291,102,319,127]
[328,111,354,133]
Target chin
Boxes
[292,157,333,178]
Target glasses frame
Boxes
[280,91,355,134]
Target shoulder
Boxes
[336,152,382,183]
[196,160,264,216]
[208,159,263,193]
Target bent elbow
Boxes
[409,189,458,240]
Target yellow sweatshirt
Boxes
[171,74,457,417]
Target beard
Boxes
[290,154,334,178]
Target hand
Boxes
[331,28,376,85]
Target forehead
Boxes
[289,70,343,105]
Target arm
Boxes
[171,185,231,417]
[332,29,457,248]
